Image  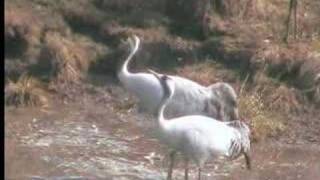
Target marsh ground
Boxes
[5,77,320,180]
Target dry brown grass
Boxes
[175,61,238,86]
[62,1,130,45]
[98,0,165,13]
[41,32,91,86]
[252,72,303,113]
[202,0,319,110]
[252,42,320,106]
[5,3,42,58]
[238,89,286,141]
[236,73,287,141]
[63,1,104,29]
[5,74,48,107]
[4,0,319,108]
[311,40,320,52]
[223,0,319,40]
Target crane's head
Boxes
[148,69,175,100]
[127,35,140,53]
[209,83,239,121]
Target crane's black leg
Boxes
[198,167,202,180]
[244,152,252,170]
[184,158,189,180]
[167,151,176,180]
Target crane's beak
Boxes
[132,34,140,43]
[127,37,134,49]
[147,69,161,79]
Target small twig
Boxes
[240,73,250,96]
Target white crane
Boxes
[149,71,251,180]
[118,35,239,121]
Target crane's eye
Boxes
[230,99,237,107]
[162,75,168,81]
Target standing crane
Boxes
[150,71,251,180]
[118,35,239,121]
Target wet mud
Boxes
[5,82,320,180]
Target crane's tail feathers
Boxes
[226,121,250,135]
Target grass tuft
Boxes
[5,75,48,107]
[238,90,286,141]
[41,32,91,87]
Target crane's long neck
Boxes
[118,37,140,80]
[156,79,173,129]
[157,94,169,126]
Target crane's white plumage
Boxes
[118,35,239,121]
[151,72,251,180]
[118,35,162,113]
